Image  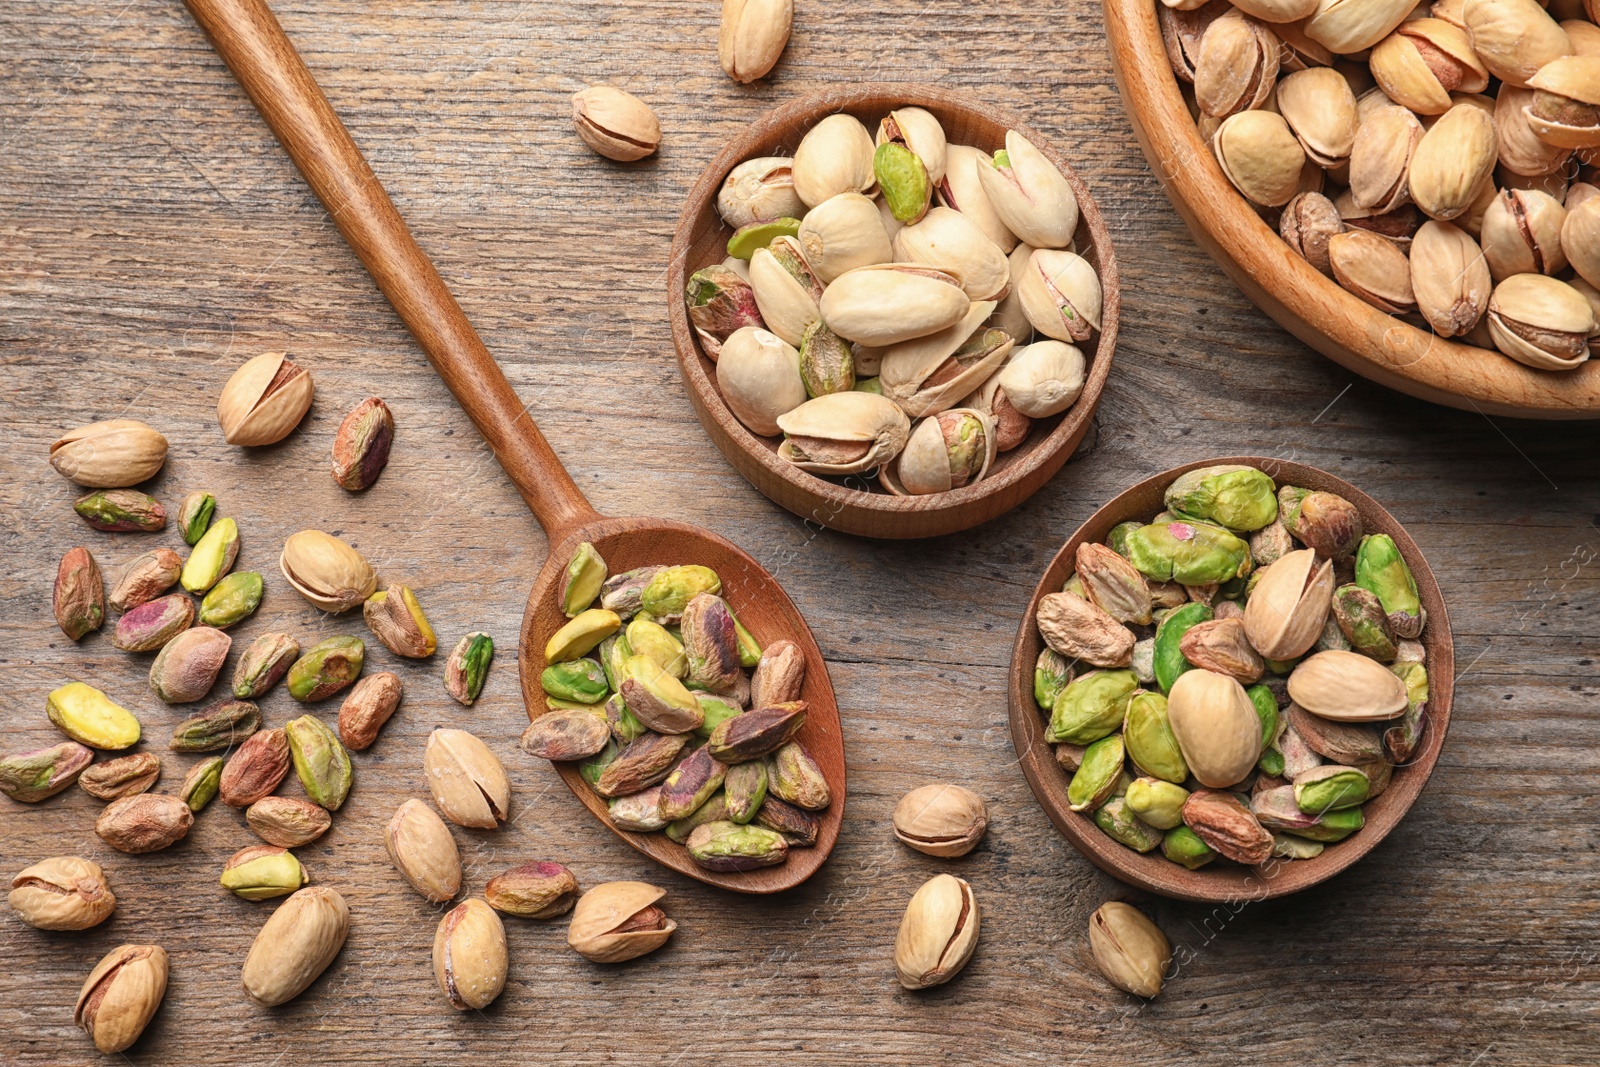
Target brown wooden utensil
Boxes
[181,0,844,893]
[1009,457,1453,902]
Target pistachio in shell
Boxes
[217,352,314,446]
[279,530,377,613]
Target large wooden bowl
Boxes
[1008,457,1454,902]
[668,85,1120,539]
[1103,0,1600,420]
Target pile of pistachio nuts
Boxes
[523,546,833,872]
[685,105,1101,496]
[1031,463,1432,870]
[1160,0,1600,370]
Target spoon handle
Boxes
[182,0,602,541]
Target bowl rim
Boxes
[1007,456,1455,902]
[1102,0,1600,420]
[666,83,1121,531]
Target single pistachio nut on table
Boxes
[435,899,509,1010]
[1088,901,1171,998]
[338,670,403,750]
[177,490,216,545]
[425,727,511,829]
[718,0,792,83]
[74,488,166,532]
[330,396,394,490]
[181,516,239,593]
[386,798,462,903]
[50,418,167,488]
[247,796,333,848]
[9,856,116,930]
[75,944,168,1054]
[280,529,376,612]
[286,635,365,702]
[149,627,232,702]
[285,713,353,810]
[0,741,94,802]
[112,592,195,653]
[179,755,224,811]
[1031,463,1434,869]
[54,546,104,640]
[444,631,494,704]
[485,861,580,919]
[894,873,980,989]
[48,681,141,750]
[108,546,183,611]
[217,351,314,445]
[96,793,193,854]
[572,85,660,161]
[220,845,307,901]
[241,885,349,1007]
[567,881,677,962]
[234,632,300,698]
[199,570,264,628]
[219,727,292,807]
[892,783,988,856]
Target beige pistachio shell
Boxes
[1348,105,1421,212]
[747,236,821,346]
[972,130,1080,250]
[716,326,805,436]
[1287,650,1409,721]
[49,419,169,488]
[717,0,792,84]
[798,192,893,284]
[217,352,315,446]
[792,113,876,207]
[1370,19,1489,115]
[819,264,970,346]
[1194,13,1280,119]
[987,242,1037,341]
[878,302,1011,417]
[567,881,676,963]
[1329,229,1416,312]
[1525,56,1600,149]
[1565,19,1600,58]
[1304,0,1420,53]
[424,728,511,829]
[279,529,377,613]
[891,408,997,495]
[1565,196,1600,288]
[570,86,660,161]
[892,783,988,857]
[1568,278,1600,338]
[1496,86,1574,177]
[1408,103,1497,221]
[937,143,1019,252]
[877,106,947,183]
[1017,248,1103,342]
[717,156,804,229]
[1410,221,1491,337]
[1230,0,1317,21]
[1481,189,1569,280]
[75,944,168,1054]
[996,339,1086,417]
[1487,273,1596,369]
[240,886,349,1006]
[1243,549,1335,660]
[893,207,1011,301]
[1214,110,1307,208]
[774,390,912,475]
[894,874,980,989]
[1167,669,1261,788]
[1463,0,1574,88]
[1277,67,1358,165]
[385,798,462,903]
[433,899,508,1010]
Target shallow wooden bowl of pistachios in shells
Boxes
[1008,457,1454,902]
[667,84,1120,539]
[1103,0,1600,419]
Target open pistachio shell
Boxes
[1243,549,1335,660]
[1277,67,1358,165]
[1214,110,1307,208]
[747,235,822,346]
[1194,13,1280,119]
[973,130,1080,250]
[877,106,948,184]
[775,390,911,475]
[936,143,1019,253]
[1463,0,1574,89]
[879,302,1012,417]
[1348,105,1422,212]
[717,156,805,229]
[889,408,997,496]
[893,207,1011,301]
[1487,273,1596,369]
[1304,0,1416,53]
[1369,18,1489,115]
[1524,56,1600,149]
[1017,248,1102,342]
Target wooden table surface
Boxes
[3,2,1596,1064]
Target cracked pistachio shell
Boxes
[1409,104,1497,221]
[1411,221,1492,336]
[1288,649,1410,720]
[776,390,913,475]
[1277,67,1359,165]
[279,530,376,612]
[1228,0,1316,19]
[974,130,1080,250]
[893,206,1010,301]
[425,728,510,828]
[1304,0,1415,52]
[792,113,877,207]
[895,874,980,990]
[1167,669,1261,787]
[1525,56,1600,149]
[893,783,987,856]
[1124,689,1189,783]
[1281,191,1344,274]
[718,0,792,83]
[1049,669,1140,745]
[50,419,168,488]
[1194,14,1280,119]
[434,900,508,1010]
[180,517,239,594]
[567,881,676,962]
[877,107,947,183]
[75,944,168,1054]
[1565,197,1600,289]
[1017,248,1102,342]
[1089,902,1171,998]
[218,352,314,446]
[879,303,1011,417]
[891,408,997,496]
[1214,110,1308,208]
[241,886,349,1007]
[956,368,1032,452]
[996,339,1085,417]
[820,263,971,347]
[716,327,806,436]
[798,319,856,397]
[1370,19,1489,114]
[9,856,116,930]
[1465,0,1574,88]
[749,235,822,346]
[1488,273,1597,369]
[938,143,1019,252]
[220,845,307,901]
[717,156,805,229]
[1349,105,1422,212]
[1482,188,1569,281]
[1243,549,1335,660]
[1067,733,1127,812]
[571,86,660,161]
[797,192,892,284]
[1498,86,1575,177]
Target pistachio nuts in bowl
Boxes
[1007,457,1453,902]
[1103,0,1600,418]
[668,85,1119,538]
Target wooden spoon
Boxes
[181,0,844,893]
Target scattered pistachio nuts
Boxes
[48,681,141,750]
[246,796,333,848]
[484,861,580,919]
[220,845,307,901]
[435,899,509,1010]
[108,546,183,610]
[892,783,988,857]
[75,944,168,1054]
[75,488,166,532]
[9,856,116,930]
[54,546,104,640]
[894,874,980,989]
[179,756,224,811]
[149,625,232,703]
[78,752,161,801]
[287,635,365,702]
[330,396,394,490]
[50,419,168,488]
[177,491,216,545]
[1088,901,1171,998]
[425,728,510,829]
[386,798,462,903]
[219,727,292,807]
[95,793,194,854]
[241,885,349,1006]
[169,699,261,753]
[0,741,94,802]
[217,351,314,445]
[280,529,376,612]
[337,671,403,751]
[285,713,353,809]
[233,632,300,698]
[567,881,677,962]
[571,86,661,161]
[444,631,494,704]
[364,585,436,657]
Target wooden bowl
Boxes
[667,84,1120,539]
[519,519,844,893]
[1102,0,1600,420]
[1007,457,1454,902]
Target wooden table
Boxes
[2,2,1595,1063]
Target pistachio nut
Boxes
[601,566,663,621]
[1152,601,1211,693]
[484,861,579,919]
[425,728,511,828]
[877,106,948,183]
[1284,701,1386,764]
[728,217,803,259]
[48,681,141,750]
[1348,105,1422,213]
[724,761,769,823]
[1249,520,1296,571]
[360,586,435,660]
[244,797,330,851]
[95,793,193,854]
[75,944,168,1054]
[891,782,987,857]
[1182,787,1273,863]
[895,874,980,990]
[1272,832,1326,859]
[1247,682,1280,751]
[1524,56,1600,150]
[1178,617,1265,683]
[52,546,104,641]
[0,741,94,802]
[1370,18,1489,115]
[1242,548,1335,661]
[1162,825,1217,868]
[1281,191,1344,274]
[1487,273,1596,369]
[875,141,933,225]
[717,156,805,229]
[1048,669,1139,745]
[74,488,167,532]
[1071,543,1152,627]
[1033,647,1075,710]
[1167,669,1262,787]
[680,593,744,690]
[971,130,1080,250]
[220,845,307,901]
[1016,247,1102,342]
[108,593,191,654]
[219,352,314,445]
[878,305,1012,417]
[1124,689,1190,783]
[176,516,237,595]
[219,727,291,807]
[286,635,364,702]
[546,609,621,665]
[625,617,684,676]
[767,740,830,811]
[610,786,670,831]
[444,631,494,704]
[571,85,660,161]
[279,529,377,612]
[10,856,116,930]
[1055,741,1088,771]
[49,418,168,488]
[329,395,393,490]
[891,408,997,495]
[384,798,462,903]
[1287,649,1410,720]
[78,752,161,801]
[1566,196,1600,288]
[687,819,789,870]
[777,390,913,475]
[1089,901,1173,999]
[1353,532,1425,637]
[1165,464,1279,532]
[241,886,349,1006]
[1295,764,1371,811]
[686,264,765,359]
[434,898,513,1011]
[751,638,806,707]
[1384,674,1428,763]
[1194,13,1280,118]
[106,549,180,615]
[893,206,1010,301]
[620,654,704,733]
[1036,593,1136,668]
[796,192,894,285]
[567,881,676,962]
[716,327,807,436]
[707,700,806,762]
[1408,103,1498,221]
[1282,487,1365,561]
[233,632,300,698]
[1249,784,1322,830]
[749,234,823,345]
[179,756,223,811]
[1279,804,1365,842]
[1214,109,1307,208]
[656,746,728,823]
[994,339,1085,419]
[197,570,263,630]
[1464,0,1574,88]
[521,707,612,761]
[595,732,689,797]
[1277,722,1326,779]
[1067,733,1126,812]
[177,491,216,545]
[1304,0,1416,51]
[938,142,1020,251]
[1124,777,1191,831]
[757,794,823,846]
[1328,229,1417,311]
[1331,583,1398,660]
[1159,0,1227,82]
[1498,85,1576,178]
[283,714,352,810]
[821,263,972,349]
[665,791,732,841]
[1127,520,1250,585]
[1278,67,1359,165]
[1482,188,1570,280]
[792,113,877,207]
[1410,220,1492,336]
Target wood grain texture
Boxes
[668,85,1119,538]
[1,1,1597,1064]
